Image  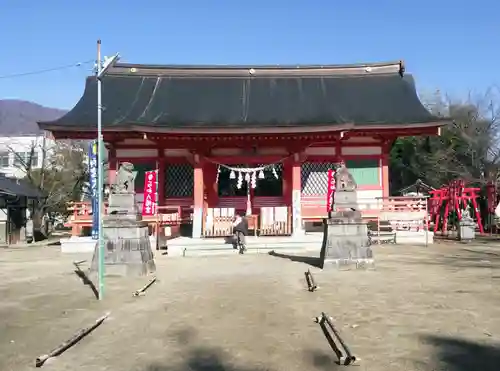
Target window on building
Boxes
[14,152,28,167]
[344,159,379,186]
[164,164,194,198]
[12,150,39,168]
[0,152,10,168]
[301,162,336,195]
[30,151,39,168]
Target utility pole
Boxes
[96,40,104,300]
[96,40,119,300]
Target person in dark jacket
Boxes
[232,213,248,253]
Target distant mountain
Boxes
[0,100,67,136]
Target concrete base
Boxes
[61,235,158,253]
[323,258,375,270]
[89,218,156,276]
[63,230,435,257]
[166,233,324,257]
[320,218,373,270]
[96,260,157,276]
[60,236,96,253]
[191,207,203,239]
[292,228,306,238]
[395,230,434,245]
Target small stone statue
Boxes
[25,217,34,243]
[334,163,357,191]
[321,163,372,269]
[461,204,472,220]
[330,163,359,213]
[112,162,137,194]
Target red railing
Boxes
[217,197,246,210]
[66,198,193,236]
[66,196,429,238]
[300,195,429,222]
[216,196,285,208]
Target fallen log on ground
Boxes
[35,312,110,367]
[314,312,357,366]
[305,269,318,292]
[73,262,99,299]
[133,276,157,297]
[73,260,87,267]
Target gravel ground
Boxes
[0,242,499,371]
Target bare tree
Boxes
[421,90,500,187]
[8,138,88,230]
[390,89,500,194]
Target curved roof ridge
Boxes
[107,60,405,78]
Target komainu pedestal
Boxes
[320,164,374,269]
[90,162,156,276]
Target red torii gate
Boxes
[428,180,483,234]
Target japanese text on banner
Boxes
[88,141,99,239]
[326,169,336,212]
[142,170,158,216]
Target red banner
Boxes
[142,170,158,216]
[326,169,336,212]
[487,182,497,213]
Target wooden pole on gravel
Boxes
[35,312,110,367]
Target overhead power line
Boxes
[0,59,95,80]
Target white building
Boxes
[0,133,55,179]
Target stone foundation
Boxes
[320,218,374,269]
[319,164,374,269]
[90,189,156,277]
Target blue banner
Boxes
[88,140,99,239]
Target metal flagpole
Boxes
[95,40,120,300]
[96,40,105,300]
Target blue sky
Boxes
[0,0,498,109]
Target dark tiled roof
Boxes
[39,61,443,130]
[0,174,45,198]
[398,179,435,195]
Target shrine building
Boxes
[39,60,447,240]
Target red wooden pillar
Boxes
[381,141,390,197]
[203,162,218,207]
[157,147,165,206]
[107,145,117,184]
[192,154,204,238]
[291,153,304,236]
[282,159,292,202]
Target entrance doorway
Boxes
[254,164,283,197]
[217,164,284,215]
[217,166,248,197]
[217,164,283,198]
